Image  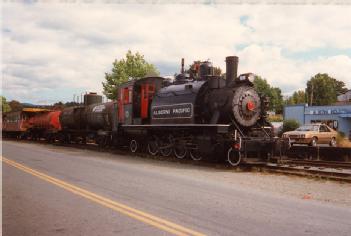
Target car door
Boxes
[319,125,331,144]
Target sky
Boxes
[2,2,351,104]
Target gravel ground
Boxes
[4,141,351,207]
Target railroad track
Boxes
[279,159,351,169]
[262,163,351,183]
[287,146,351,162]
[4,138,351,182]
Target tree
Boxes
[334,79,348,95]
[185,61,222,78]
[271,87,284,114]
[285,90,306,105]
[53,101,64,110]
[102,50,159,99]
[253,76,284,114]
[1,96,11,113]
[306,73,347,106]
[280,119,300,136]
[8,100,23,112]
[213,66,222,76]
[292,90,306,104]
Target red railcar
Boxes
[2,111,29,133]
[29,110,62,131]
[2,108,51,138]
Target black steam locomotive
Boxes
[10,55,278,166]
[112,55,276,165]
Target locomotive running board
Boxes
[121,124,231,127]
[121,124,231,133]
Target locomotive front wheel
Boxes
[160,147,173,157]
[147,141,159,156]
[189,149,202,161]
[227,148,241,167]
[130,139,138,153]
[174,145,187,159]
[159,135,173,157]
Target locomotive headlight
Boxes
[247,73,255,83]
[239,75,246,81]
[238,73,255,83]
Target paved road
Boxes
[2,140,351,236]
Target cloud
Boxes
[2,3,351,104]
[238,44,351,94]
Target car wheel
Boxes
[309,137,317,147]
[329,137,337,147]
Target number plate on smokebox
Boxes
[152,103,193,119]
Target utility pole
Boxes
[310,82,314,106]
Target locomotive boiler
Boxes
[151,56,266,128]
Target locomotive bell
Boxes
[225,56,239,87]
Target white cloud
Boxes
[238,44,351,94]
[2,3,351,104]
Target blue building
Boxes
[284,104,351,136]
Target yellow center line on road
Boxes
[1,156,206,236]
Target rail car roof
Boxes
[118,76,165,88]
[4,108,52,115]
[22,108,52,112]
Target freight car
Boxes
[59,93,117,145]
[2,108,52,139]
[28,110,62,141]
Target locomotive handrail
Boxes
[229,117,245,137]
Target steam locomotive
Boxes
[3,55,280,166]
[113,55,276,165]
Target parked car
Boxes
[282,123,337,147]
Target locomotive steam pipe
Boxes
[225,56,239,87]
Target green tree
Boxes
[271,87,284,114]
[1,96,11,113]
[253,76,284,114]
[281,119,300,136]
[286,90,306,105]
[306,73,347,106]
[334,79,348,95]
[293,90,306,104]
[213,66,222,76]
[102,50,159,99]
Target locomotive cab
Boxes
[117,77,164,125]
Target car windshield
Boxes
[296,125,319,131]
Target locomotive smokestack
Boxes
[181,58,185,74]
[225,56,239,87]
